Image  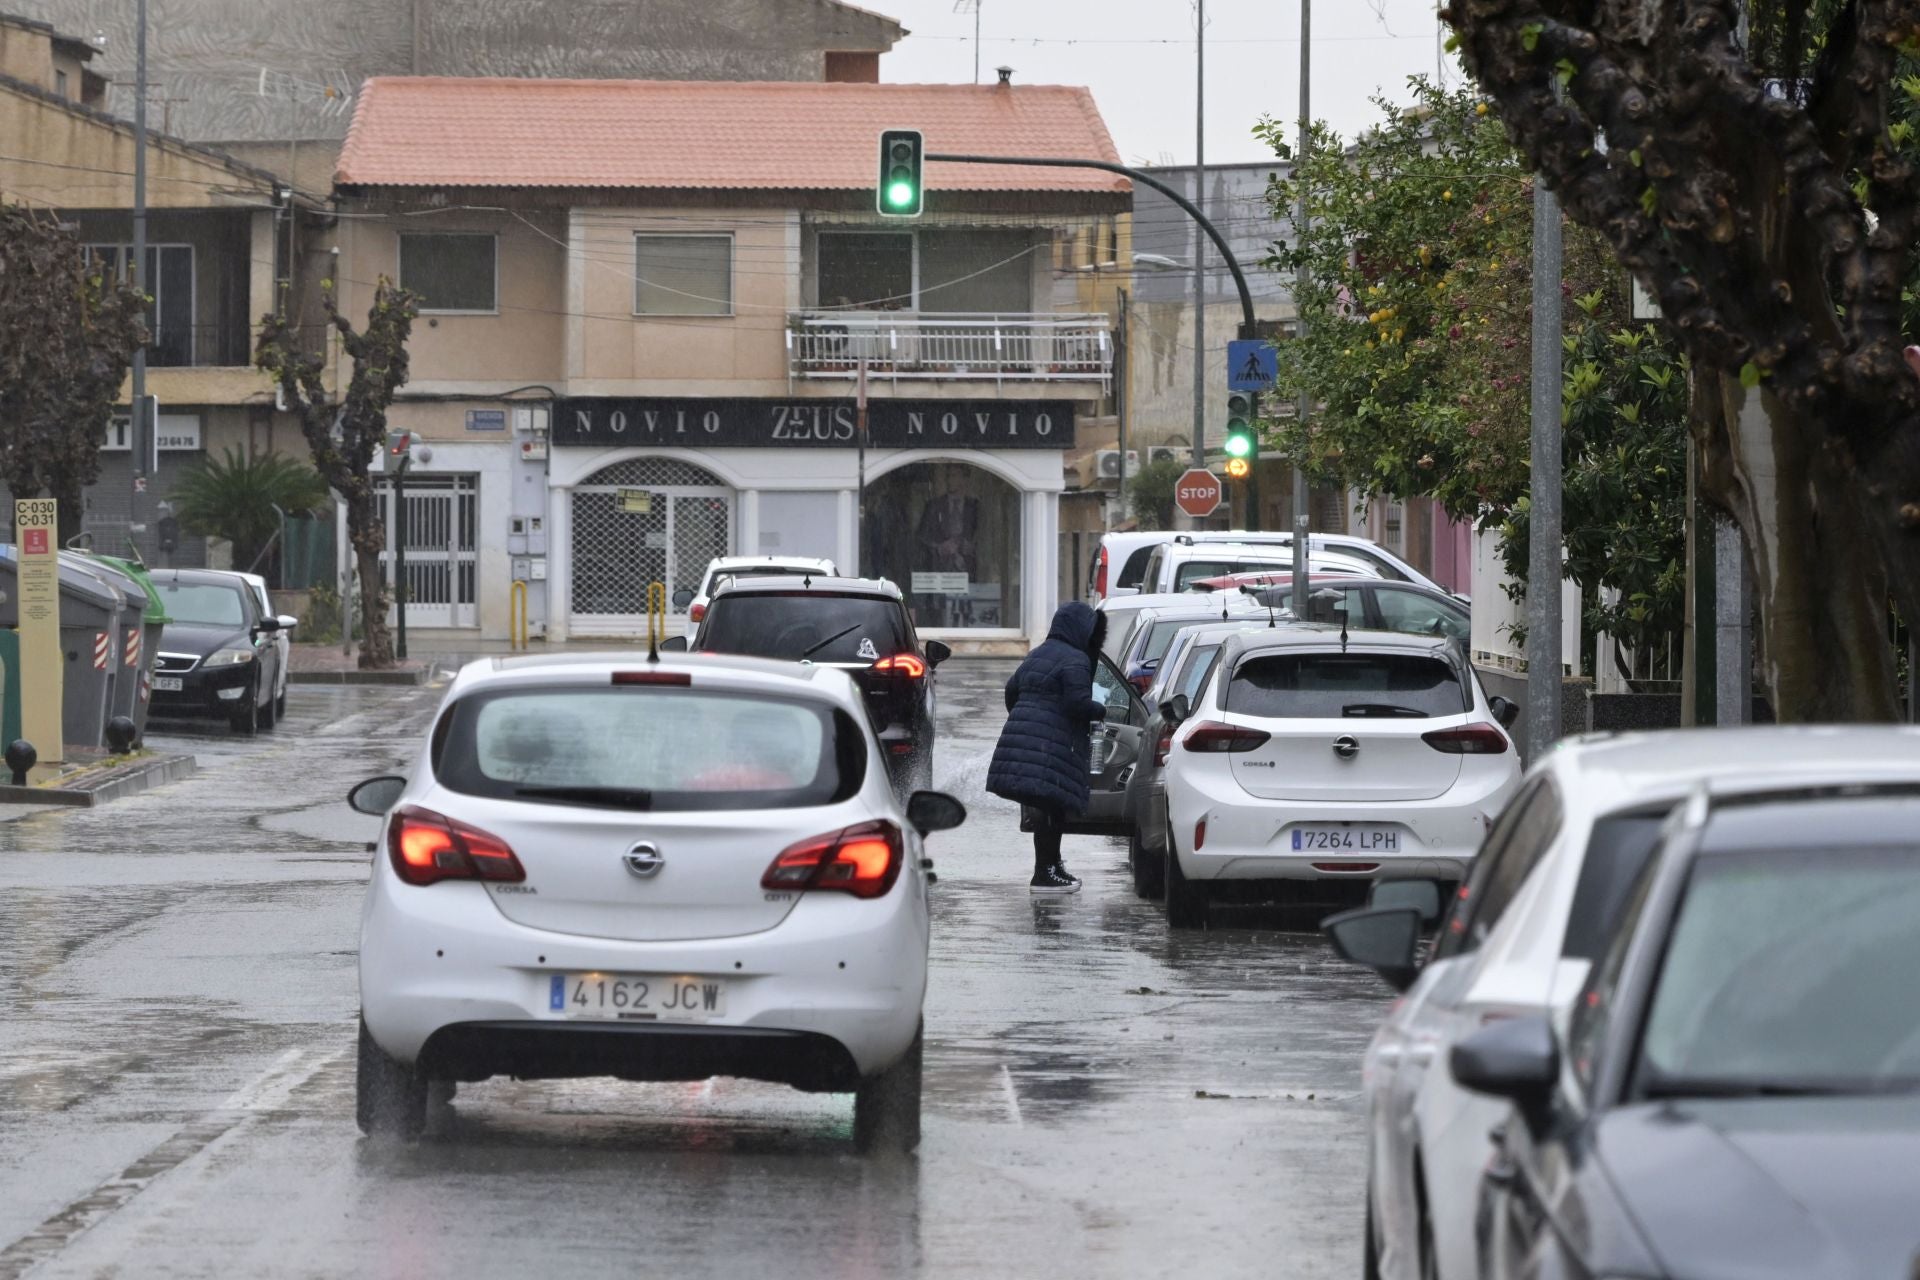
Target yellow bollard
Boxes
[647,582,668,652]
[508,580,529,651]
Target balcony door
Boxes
[85,244,195,367]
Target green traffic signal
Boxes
[877,128,924,217]
[1224,430,1254,459]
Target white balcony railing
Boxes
[787,311,1112,384]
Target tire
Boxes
[356,1018,427,1140]
[1164,837,1208,929]
[229,681,259,736]
[1130,828,1165,899]
[275,687,288,721]
[1364,1188,1381,1280]
[853,1026,923,1155]
[258,683,278,730]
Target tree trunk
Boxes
[42,480,86,552]
[1694,375,1899,721]
[347,492,394,670]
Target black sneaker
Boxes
[1029,864,1083,895]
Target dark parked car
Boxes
[674,575,949,793]
[1453,786,1920,1280]
[149,569,292,735]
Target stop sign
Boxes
[1174,468,1223,519]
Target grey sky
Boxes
[876,0,1453,167]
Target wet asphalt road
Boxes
[0,659,1388,1279]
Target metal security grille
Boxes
[571,458,732,632]
[376,475,479,628]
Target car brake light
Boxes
[1421,723,1509,754]
[388,805,525,887]
[1180,722,1272,753]
[689,602,706,623]
[1096,546,1109,598]
[762,820,904,900]
[1194,818,1207,850]
[1153,726,1174,767]
[613,671,692,686]
[871,653,927,679]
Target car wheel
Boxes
[275,687,288,721]
[1164,835,1207,929]
[853,1025,922,1155]
[356,1018,427,1140]
[1130,828,1165,899]
[229,681,259,736]
[258,683,278,729]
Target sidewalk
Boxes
[289,644,429,685]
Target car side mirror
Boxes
[1369,878,1443,924]
[660,635,689,652]
[1321,905,1423,992]
[1488,695,1520,729]
[253,617,284,633]
[672,588,695,609]
[906,790,967,836]
[1450,1015,1559,1132]
[275,614,300,631]
[348,775,407,815]
[1168,693,1192,723]
[924,639,952,667]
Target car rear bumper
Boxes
[360,875,928,1081]
[1166,769,1512,883]
[418,1021,862,1092]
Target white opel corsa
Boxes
[348,652,964,1152]
[1160,628,1522,927]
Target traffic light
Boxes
[1225,391,1257,475]
[877,129,924,217]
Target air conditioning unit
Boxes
[1094,449,1140,481]
[1147,446,1181,465]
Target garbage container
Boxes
[85,554,168,746]
[0,546,136,753]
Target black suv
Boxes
[673,575,948,793]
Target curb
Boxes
[290,668,428,686]
[0,753,197,808]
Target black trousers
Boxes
[1028,807,1064,875]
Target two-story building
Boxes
[333,74,1129,648]
[0,11,321,564]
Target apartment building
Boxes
[333,75,1129,646]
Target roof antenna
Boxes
[1240,583,1278,627]
[1340,604,1350,652]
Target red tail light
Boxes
[762,820,903,900]
[871,653,927,679]
[388,806,525,887]
[1181,722,1272,753]
[1095,545,1109,598]
[1194,818,1207,850]
[1153,726,1175,767]
[613,670,692,686]
[1421,723,1509,754]
[689,602,707,623]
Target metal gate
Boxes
[570,458,733,635]
[377,475,479,628]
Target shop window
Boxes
[863,461,1022,630]
[635,234,732,316]
[400,233,497,313]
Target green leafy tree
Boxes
[168,448,329,575]
[1127,457,1184,529]
[1256,80,1688,662]
[1443,0,1920,720]
[256,279,419,670]
[0,207,148,547]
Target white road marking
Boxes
[998,1064,1023,1127]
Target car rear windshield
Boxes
[699,593,908,664]
[159,583,247,627]
[1117,546,1156,590]
[433,686,866,810]
[1226,652,1467,719]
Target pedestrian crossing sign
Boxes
[1227,339,1277,391]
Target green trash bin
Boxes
[0,630,21,751]
[86,554,169,745]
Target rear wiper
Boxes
[1342,703,1429,718]
[513,785,654,809]
[801,624,862,658]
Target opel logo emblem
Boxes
[623,841,665,878]
[1332,735,1360,760]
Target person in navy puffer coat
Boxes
[987,601,1108,893]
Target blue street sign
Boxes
[1227,339,1277,391]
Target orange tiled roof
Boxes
[336,78,1128,195]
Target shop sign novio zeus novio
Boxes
[553,398,1076,450]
